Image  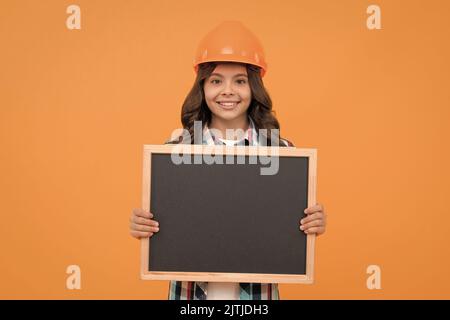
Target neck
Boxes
[209,116,250,140]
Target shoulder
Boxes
[163,133,191,145]
[280,138,295,147]
[164,138,179,144]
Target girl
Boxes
[129,21,327,300]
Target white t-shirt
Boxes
[207,282,240,300]
[218,138,241,146]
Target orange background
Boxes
[1,0,449,299]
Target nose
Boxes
[221,80,235,96]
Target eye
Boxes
[236,79,247,84]
[211,79,221,84]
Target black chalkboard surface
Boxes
[141,145,317,284]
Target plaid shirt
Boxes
[167,117,293,300]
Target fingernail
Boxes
[300,219,304,224]
[155,227,159,232]
[300,226,304,230]
[304,209,307,213]
[304,230,308,234]
[155,222,159,227]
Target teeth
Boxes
[218,102,238,106]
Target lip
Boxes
[216,101,241,110]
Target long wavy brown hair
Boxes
[169,61,285,145]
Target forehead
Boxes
[212,63,248,76]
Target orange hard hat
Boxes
[193,21,268,77]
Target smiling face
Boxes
[203,63,252,127]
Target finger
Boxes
[133,208,153,219]
[304,203,324,215]
[300,220,323,231]
[130,230,153,239]
[300,212,324,225]
[304,226,325,235]
[131,216,159,227]
[130,223,160,233]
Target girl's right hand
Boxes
[129,208,160,239]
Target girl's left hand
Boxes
[299,203,327,236]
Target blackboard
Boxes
[140,144,317,284]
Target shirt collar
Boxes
[202,116,258,146]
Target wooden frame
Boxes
[140,144,317,284]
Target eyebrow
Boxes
[209,73,248,78]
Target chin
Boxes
[213,111,244,122]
